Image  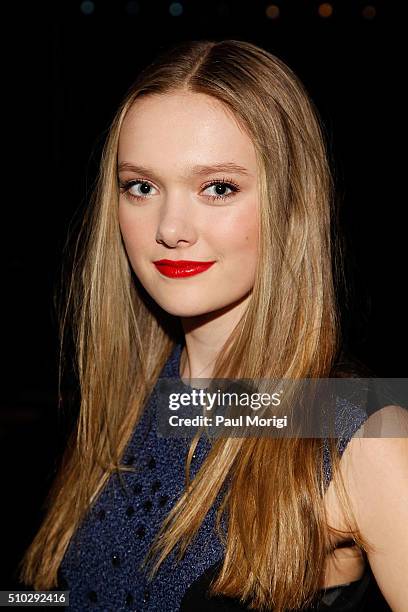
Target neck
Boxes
[179,292,251,380]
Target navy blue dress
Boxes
[57,343,389,611]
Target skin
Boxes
[118,91,259,379]
[325,409,408,610]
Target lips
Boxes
[153,259,216,278]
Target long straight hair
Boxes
[20,39,372,610]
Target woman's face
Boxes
[117,91,259,317]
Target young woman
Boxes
[21,39,407,611]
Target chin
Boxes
[152,294,225,318]
[157,302,215,318]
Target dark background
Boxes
[2,0,404,603]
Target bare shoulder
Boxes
[333,405,408,610]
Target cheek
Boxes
[118,205,151,258]
[118,204,133,242]
[214,206,259,261]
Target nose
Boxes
[155,193,197,248]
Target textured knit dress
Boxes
[57,342,389,611]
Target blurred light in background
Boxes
[125,1,140,16]
[318,3,333,18]
[80,0,95,15]
[76,1,379,22]
[362,5,377,20]
[265,4,280,20]
[216,2,230,17]
[169,2,183,17]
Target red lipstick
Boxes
[153,259,216,278]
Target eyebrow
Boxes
[117,161,251,179]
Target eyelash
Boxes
[118,177,240,203]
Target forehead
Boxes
[118,91,257,171]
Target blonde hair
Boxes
[20,39,372,610]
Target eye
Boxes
[202,180,240,201]
[119,179,158,201]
